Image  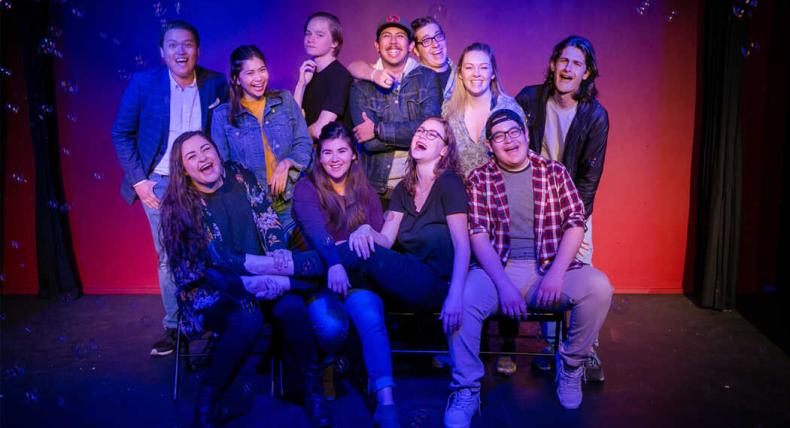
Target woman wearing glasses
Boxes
[345,117,470,335]
[443,43,526,177]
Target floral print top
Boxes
[172,161,286,337]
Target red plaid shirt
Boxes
[466,151,587,272]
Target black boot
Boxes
[193,384,221,428]
[303,364,333,427]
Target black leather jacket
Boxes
[516,84,609,217]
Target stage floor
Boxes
[1,294,788,427]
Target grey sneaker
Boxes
[444,388,480,428]
[583,350,605,382]
[555,354,583,409]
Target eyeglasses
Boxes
[490,126,524,144]
[417,31,446,48]
[414,127,446,142]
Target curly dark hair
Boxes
[160,131,216,285]
[543,35,599,103]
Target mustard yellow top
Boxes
[241,97,278,184]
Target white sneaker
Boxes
[444,388,480,428]
[555,354,583,409]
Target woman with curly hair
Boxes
[159,131,331,427]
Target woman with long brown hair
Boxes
[291,122,399,427]
[159,131,331,427]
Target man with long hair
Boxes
[516,35,610,380]
[111,20,228,357]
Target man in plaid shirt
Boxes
[444,109,613,427]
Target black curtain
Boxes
[692,2,747,310]
[15,2,82,299]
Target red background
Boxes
[2,0,699,295]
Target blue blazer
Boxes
[111,65,228,204]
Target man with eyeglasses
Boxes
[349,15,442,205]
[348,16,454,101]
[444,109,612,426]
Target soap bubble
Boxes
[0,66,11,77]
[3,364,25,378]
[9,240,21,249]
[428,3,447,20]
[38,37,64,58]
[665,9,679,23]
[59,79,79,94]
[39,104,54,115]
[92,171,104,181]
[117,68,131,81]
[174,1,183,14]
[0,0,11,11]
[134,54,147,69]
[636,0,652,16]
[59,203,72,213]
[66,113,78,123]
[10,172,26,183]
[70,7,83,19]
[5,103,20,114]
[25,389,40,404]
[48,25,63,38]
[153,1,167,17]
[741,41,760,58]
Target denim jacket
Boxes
[211,90,313,204]
[349,65,442,194]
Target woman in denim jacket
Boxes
[212,45,313,238]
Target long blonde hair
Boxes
[444,42,504,119]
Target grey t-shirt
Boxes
[501,166,536,260]
[541,97,577,161]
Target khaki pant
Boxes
[449,259,613,391]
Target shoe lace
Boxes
[447,390,480,412]
[558,364,583,390]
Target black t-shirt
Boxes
[436,67,452,95]
[302,59,353,130]
[389,171,468,280]
[204,176,262,256]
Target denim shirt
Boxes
[211,90,313,204]
[349,65,442,194]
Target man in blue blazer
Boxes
[111,20,228,356]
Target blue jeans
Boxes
[141,173,179,329]
[308,289,395,392]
